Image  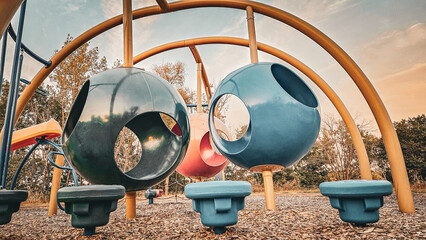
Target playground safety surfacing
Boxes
[1,193,424,239]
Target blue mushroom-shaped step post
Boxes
[0,190,28,225]
[185,181,252,234]
[208,62,320,209]
[57,185,125,236]
[319,180,393,226]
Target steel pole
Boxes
[0,29,8,95]
[126,191,137,219]
[123,0,133,67]
[0,0,26,188]
[246,6,258,63]
[48,155,65,216]
[197,63,202,113]
[2,52,24,187]
[122,0,137,219]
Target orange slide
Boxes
[10,119,61,151]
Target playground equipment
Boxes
[185,181,251,234]
[145,187,163,205]
[209,62,320,209]
[176,113,230,181]
[0,190,27,225]
[10,119,61,151]
[57,185,125,236]
[0,1,416,235]
[62,67,190,191]
[0,118,76,224]
[320,180,393,225]
[176,57,230,182]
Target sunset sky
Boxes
[2,0,425,135]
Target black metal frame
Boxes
[10,137,78,190]
[0,0,55,188]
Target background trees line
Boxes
[0,36,424,201]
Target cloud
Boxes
[65,3,81,13]
[356,22,426,79]
[271,0,359,23]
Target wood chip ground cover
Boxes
[0,193,424,239]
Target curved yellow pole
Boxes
[0,0,24,37]
[133,36,372,181]
[10,0,412,212]
[188,45,212,100]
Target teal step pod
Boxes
[185,181,251,234]
[0,190,28,225]
[319,180,393,225]
[57,185,125,236]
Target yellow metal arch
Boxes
[132,36,373,180]
[188,45,212,101]
[9,0,413,212]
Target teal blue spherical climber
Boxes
[208,62,321,170]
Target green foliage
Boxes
[395,114,425,182]
[377,114,426,183]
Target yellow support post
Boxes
[48,155,64,216]
[122,0,136,219]
[126,191,137,219]
[123,0,133,68]
[246,6,258,63]
[247,5,277,211]
[155,0,169,11]
[197,63,202,113]
[262,170,276,210]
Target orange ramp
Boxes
[10,119,61,151]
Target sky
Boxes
[2,0,426,136]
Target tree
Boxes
[49,34,107,127]
[316,118,359,180]
[395,114,425,182]
[152,61,185,87]
[291,142,329,188]
[0,80,62,200]
[376,114,426,184]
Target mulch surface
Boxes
[1,193,424,239]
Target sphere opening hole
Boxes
[63,80,90,143]
[161,113,181,136]
[114,126,142,173]
[200,132,228,167]
[213,94,250,142]
[271,64,318,108]
[115,112,183,181]
[210,130,228,155]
